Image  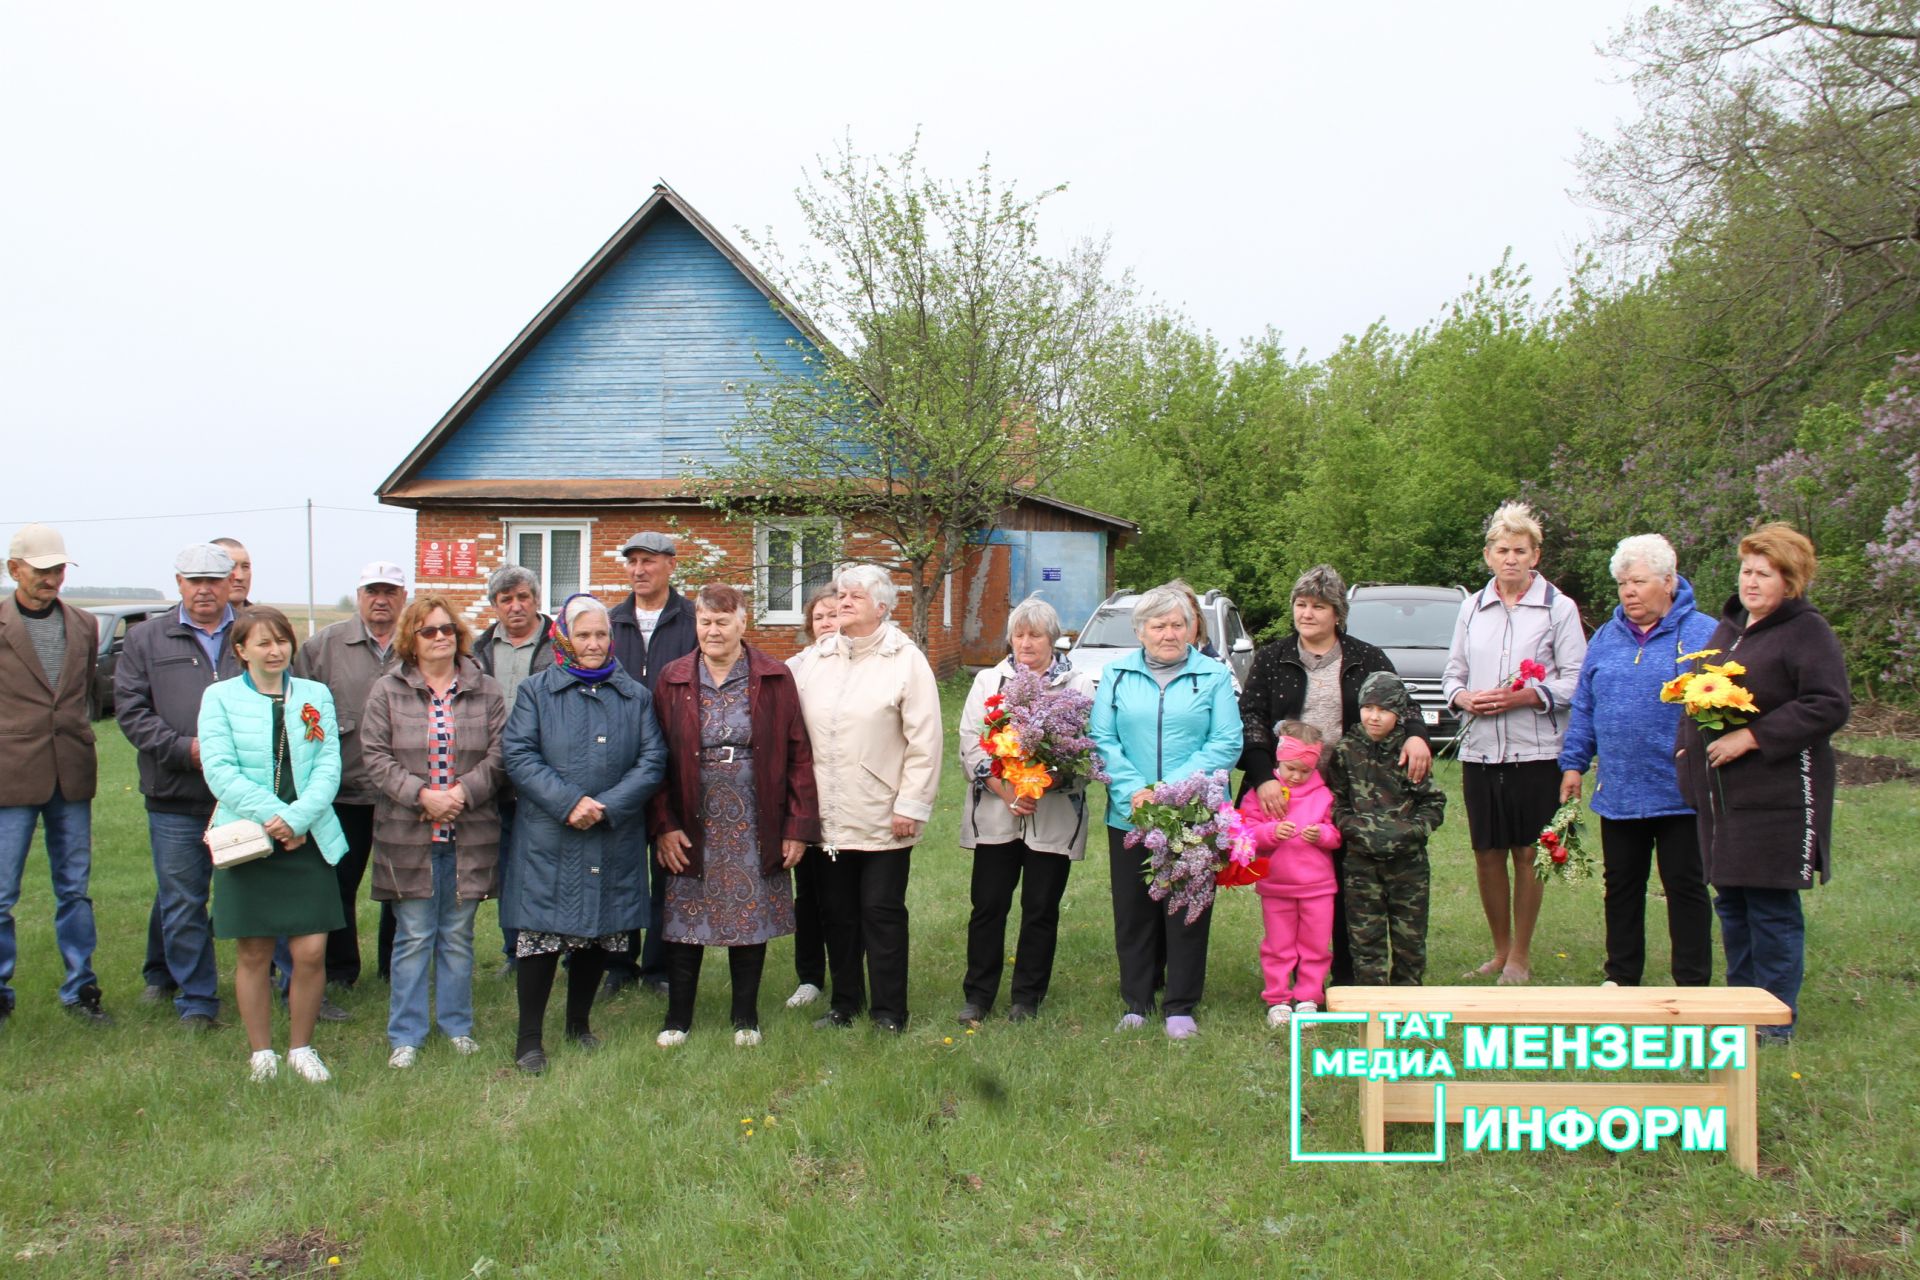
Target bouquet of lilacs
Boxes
[978,664,1108,799]
[1126,769,1256,924]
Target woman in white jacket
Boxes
[955,598,1096,1026]
[793,564,943,1032]
[1442,502,1588,985]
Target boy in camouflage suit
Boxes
[1322,672,1447,985]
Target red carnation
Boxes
[1550,845,1569,865]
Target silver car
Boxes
[1062,588,1255,693]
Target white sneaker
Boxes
[449,1035,480,1056]
[656,1029,688,1048]
[248,1049,280,1082]
[388,1045,419,1070]
[1293,1000,1319,1016]
[1266,1003,1292,1029]
[785,983,823,1009]
[734,1028,762,1048]
[1601,979,1620,988]
[287,1045,332,1083]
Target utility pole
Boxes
[306,498,316,638]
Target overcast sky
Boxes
[1,1,1645,604]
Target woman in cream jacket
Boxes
[792,564,942,1033]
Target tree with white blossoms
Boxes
[703,135,1133,651]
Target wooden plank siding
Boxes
[417,207,818,481]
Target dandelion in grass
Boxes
[943,1036,953,1045]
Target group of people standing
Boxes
[0,498,1851,1079]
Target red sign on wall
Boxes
[421,540,447,577]
[451,539,477,577]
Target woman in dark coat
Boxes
[501,593,668,1073]
[647,584,819,1047]
[1675,524,1850,1042]
[1238,565,1432,986]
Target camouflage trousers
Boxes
[1341,850,1429,986]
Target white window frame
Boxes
[755,519,841,624]
[503,520,592,614]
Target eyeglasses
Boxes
[415,624,458,639]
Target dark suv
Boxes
[1343,584,1468,743]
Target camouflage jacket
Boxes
[1323,722,1446,860]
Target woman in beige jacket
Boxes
[792,564,942,1033]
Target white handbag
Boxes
[203,737,284,869]
[205,817,274,868]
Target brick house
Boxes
[375,184,1134,673]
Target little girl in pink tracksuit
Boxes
[1236,723,1341,1028]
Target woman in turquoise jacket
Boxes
[1089,585,1243,1039]
[199,607,347,1084]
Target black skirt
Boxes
[1461,760,1562,850]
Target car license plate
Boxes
[1423,708,1440,725]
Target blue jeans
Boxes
[1714,886,1804,1032]
[0,787,99,1006]
[387,843,477,1048]
[148,809,220,1018]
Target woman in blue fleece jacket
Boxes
[1557,535,1717,987]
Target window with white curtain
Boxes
[505,522,589,613]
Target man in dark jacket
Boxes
[0,523,109,1026]
[116,543,241,1026]
[292,561,407,993]
[603,531,698,994]
[1238,566,1431,984]
[472,563,552,972]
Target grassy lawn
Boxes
[2,681,1915,1278]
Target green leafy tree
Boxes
[704,137,1131,650]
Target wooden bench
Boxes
[1322,986,1794,1174]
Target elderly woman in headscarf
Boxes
[500,593,667,1074]
[1557,534,1718,988]
[1442,501,1588,986]
[1088,584,1242,1040]
[1237,564,1432,988]
[955,597,1097,1026]
[646,584,818,1047]
[792,564,943,1034]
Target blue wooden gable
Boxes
[387,187,825,490]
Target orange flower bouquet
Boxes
[1659,648,1759,732]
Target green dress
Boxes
[210,692,347,940]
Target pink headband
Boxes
[1276,736,1322,767]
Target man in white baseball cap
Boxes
[117,543,240,1026]
[291,559,410,1000]
[1,524,111,1026]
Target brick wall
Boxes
[409,505,971,673]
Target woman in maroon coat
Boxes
[647,584,820,1046]
[1675,524,1850,1042]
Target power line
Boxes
[8,503,413,525]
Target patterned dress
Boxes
[662,658,796,946]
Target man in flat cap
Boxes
[602,530,698,996]
[0,524,110,1028]
[293,560,408,995]
[116,543,241,1028]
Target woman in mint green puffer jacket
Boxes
[198,608,347,1083]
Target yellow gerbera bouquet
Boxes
[1659,648,1760,731]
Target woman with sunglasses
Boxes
[361,594,508,1069]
